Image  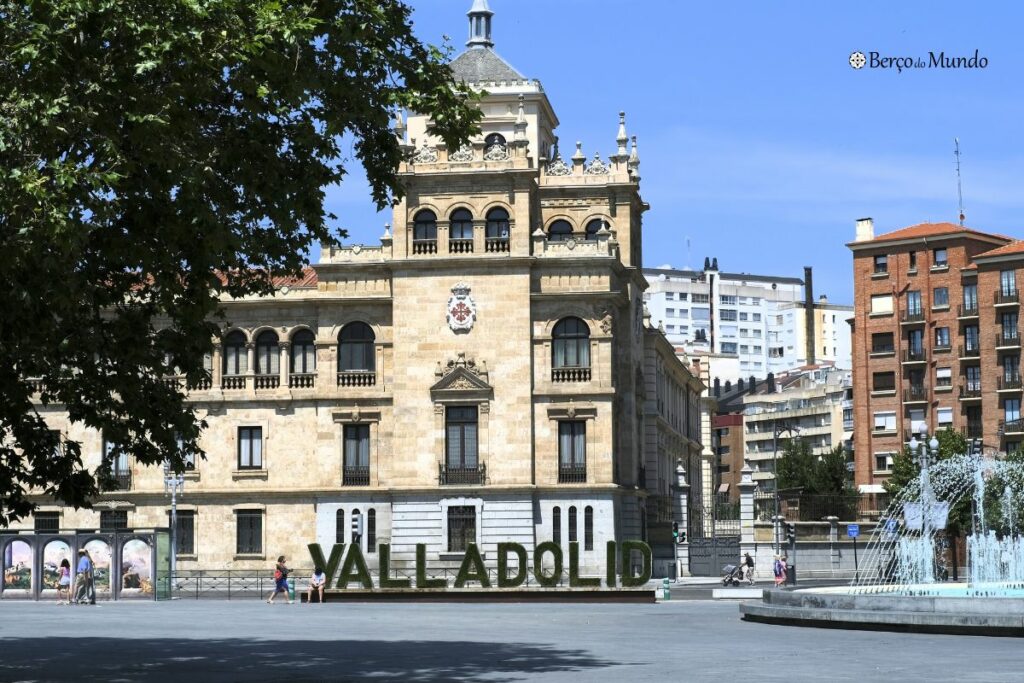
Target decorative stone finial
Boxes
[514,94,528,142]
[393,109,405,143]
[381,223,392,240]
[628,135,640,180]
[616,111,628,157]
[572,141,585,162]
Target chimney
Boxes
[804,266,816,365]
[713,377,721,397]
[724,380,732,393]
[749,375,757,391]
[855,217,874,242]
[703,256,711,271]
[738,378,745,392]
[767,372,775,393]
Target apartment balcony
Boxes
[439,463,486,485]
[1000,419,1024,436]
[337,371,376,387]
[253,375,280,390]
[959,383,982,400]
[958,303,980,319]
[342,465,370,486]
[900,310,927,325]
[552,366,591,382]
[996,328,1021,349]
[903,385,929,404]
[961,423,984,440]
[557,464,587,484]
[933,340,952,353]
[959,345,981,360]
[995,289,1020,306]
[288,373,316,389]
[108,472,132,491]
[902,348,927,364]
[869,345,895,358]
[998,375,1023,392]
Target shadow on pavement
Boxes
[0,637,623,683]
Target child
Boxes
[57,558,71,604]
[307,566,326,604]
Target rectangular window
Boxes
[965,365,981,390]
[34,511,59,533]
[872,372,895,392]
[692,293,709,304]
[908,329,924,353]
[721,342,738,354]
[236,510,263,555]
[873,412,896,432]
[965,325,980,351]
[447,505,476,553]
[171,510,195,555]
[665,292,674,300]
[677,309,689,319]
[237,427,263,469]
[666,325,675,333]
[873,254,888,274]
[720,295,737,306]
[906,290,922,314]
[99,510,128,531]
[584,507,594,551]
[875,453,894,472]
[933,287,949,308]
[343,424,370,485]
[753,345,762,353]
[445,407,478,468]
[719,309,737,321]
[935,327,950,348]
[739,345,749,353]
[666,308,675,317]
[963,284,978,310]
[568,506,578,543]
[870,294,893,314]
[1005,355,1020,381]
[909,251,918,271]
[678,293,688,302]
[1002,270,1017,296]
[1005,398,1021,422]
[752,313,762,322]
[739,312,749,321]
[935,367,952,387]
[691,307,711,321]
[937,407,953,426]
[933,248,948,267]
[558,421,586,482]
[871,332,894,353]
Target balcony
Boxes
[959,344,981,360]
[448,238,474,254]
[222,375,246,390]
[412,239,437,255]
[254,375,280,390]
[337,371,376,387]
[996,289,1020,306]
[190,377,213,390]
[902,348,927,364]
[959,383,982,400]
[961,423,984,439]
[485,237,509,253]
[288,373,316,389]
[996,328,1021,348]
[903,385,928,403]
[558,464,587,483]
[900,310,926,325]
[999,375,1023,392]
[869,345,895,358]
[342,465,370,486]
[109,472,132,491]
[958,303,980,319]
[1001,419,1024,436]
[933,340,952,353]
[552,367,591,382]
[439,463,486,485]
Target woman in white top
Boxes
[307,567,326,604]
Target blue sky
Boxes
[325,0,1024,304]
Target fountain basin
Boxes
[739,587,1024,636]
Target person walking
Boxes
[56,558,72,604]
[743,552,755,584]
[773,555,785,587]
[74,550,92,604]
[307,566,326,604]
[266,555,292,604]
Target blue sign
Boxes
[885,518,898,533]
[847,524,860,538]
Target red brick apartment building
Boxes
[849,218,1024,492]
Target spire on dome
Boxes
[467,0,494,49]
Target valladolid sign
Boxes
[309,541,653,590]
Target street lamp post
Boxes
[908,427,940,544]
[771,419,800,554]
[163,462,186,580]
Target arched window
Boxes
[290,330,316,374]
[367,508,376,554]
[449,209,473,240]
[485,208,510,239]
[552,317,591,368]
[585,219,605,241]
[352,508,362,544]
[547,220,573,242]
[484,133,506,149]
[222,331,247,375]
[254,331,279,375]
[568,506,578,543]
[413,210,437,241]
[335,509,345,544]
[338,322,375,372]
[553,506,561,545]
[584,506,594,550]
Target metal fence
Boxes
[754,493,891,522]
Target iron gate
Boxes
[688,492,741,576]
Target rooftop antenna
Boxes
[954,137,965,226]
[686,236,691,270]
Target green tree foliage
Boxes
[776,440,855,496]
[0,0,480,522]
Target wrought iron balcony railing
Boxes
[439,463,486,485]
[558,464,587,483]
[342,466,370,486]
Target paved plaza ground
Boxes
[1,598,1021,682]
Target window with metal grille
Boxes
[447,505,476,552]
[170,510,195,555]
[34,512,59,533]
[236,510,262,554]
[238,427,262,469]
[343,424,370,485]
[100,510,128,531]
[445,407,478,468]
[584,506,594,550]
[335,509,345,544]
[568,506,578,543]
[552,506,561,544]
[367,509,376,554]
[558,421,586,482]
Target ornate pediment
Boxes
[431,353,493,402]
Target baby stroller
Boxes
[722,564,744,586]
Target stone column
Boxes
[245,342,255,377]
[673,459,691,578]
[279,341,290,388]
[212,342,222,389]
[738,463,758,566]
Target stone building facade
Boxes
[18,2,704,578]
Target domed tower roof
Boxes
[450,0,527,84]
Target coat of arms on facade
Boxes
[446,282,477,332]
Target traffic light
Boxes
[785,523,796,545]
[672,522,679,540]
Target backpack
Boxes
[274,569,282,580]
